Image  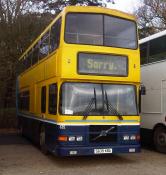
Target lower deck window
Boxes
[19,91,30,111]
[41,86,46,113]
[49,83,57,114]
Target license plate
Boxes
[94,148,112,154]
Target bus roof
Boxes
[19,6,136,61]
[139,30,166,44]
[64,6,136,20]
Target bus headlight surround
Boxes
[68,136,76,142]
[123,135,130,141]
[130,135,136,140]
[68,136,83,142]
[123,135,139,141]
[76,136,83,141]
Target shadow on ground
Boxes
[0,133,158,169]
[0,133,29,145]
[47,153,137,168]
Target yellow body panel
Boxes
[60,45,140,82]
[18,6,140,125]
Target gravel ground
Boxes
[0,135,166,175]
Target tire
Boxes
[153,126,166,153]
[39,125,48,155]
[18,122,24,137]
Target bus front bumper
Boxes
[53,145,140,156]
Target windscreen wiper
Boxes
[104,90,123,120]
[83,88,97,120]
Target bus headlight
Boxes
[130,135,136,140]
[123,135,130,140]
[123,135,139,141]
[68,136,83,142]
[68,136,75,141]
[76,136,83,141]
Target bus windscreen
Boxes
[60,83,138,116]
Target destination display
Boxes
[78,53,128,76]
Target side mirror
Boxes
[139,84,146,113]
[140,84,146,95]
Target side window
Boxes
[50,18,61,53]
[41,86,46,113]
[18,58,25,74]
[65,14,103,45]
[149,36,166,63]
[32,43,39,65]
[25,51,33,69]
[22,56,26,72]
[140,42,148,65]
[19,91,30,111]
[22,59,26,72]
[39,31,50,60]
[49,83,57,114]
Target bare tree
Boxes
[134,0,166,38]
[0,1,53,128]
[0,0,115,128]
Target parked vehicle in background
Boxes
[140,30,166,153]
[16,6,141,156]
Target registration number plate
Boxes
[94,148,112,154]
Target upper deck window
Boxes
[140,35,166,65]
[50,18,61,52]
[65,13,137,49]
[65,13,103,45]
[149,36,166,63]
[104,15,137,49]
[140,42,148,65]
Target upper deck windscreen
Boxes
[65,13,137,49]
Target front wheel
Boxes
[18,120,24,137]
[153,126,166,153]
[39,125,48,155]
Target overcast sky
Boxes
[106,0,142,13]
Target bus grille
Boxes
[89,125,117,143]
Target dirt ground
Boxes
[0,134,166,175]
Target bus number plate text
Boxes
[94,148,112,154]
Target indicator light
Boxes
[58,135,68,142]
[136,135,140,141]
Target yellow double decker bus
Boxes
[17,6,141,156]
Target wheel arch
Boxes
[153,123,166,133]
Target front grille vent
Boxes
[89,125,117,143]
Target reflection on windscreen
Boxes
[65,13,137,49]
[61,83,137,116]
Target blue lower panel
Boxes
[54,145,140,156]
